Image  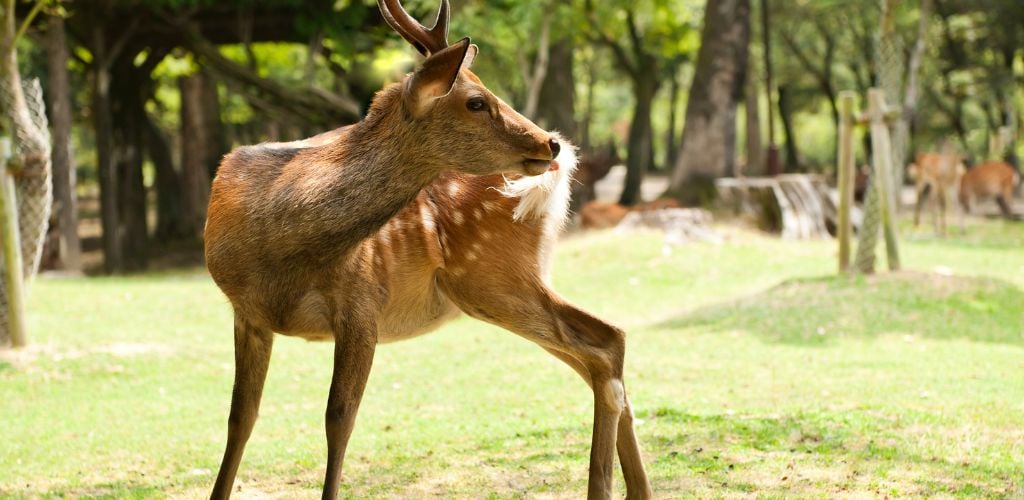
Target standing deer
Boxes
[203,1,652,499]
[959,160,1020,219]
[908,149,966,235]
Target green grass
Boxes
[2,218,1023,498]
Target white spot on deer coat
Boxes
[419,202,436,234]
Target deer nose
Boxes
[548,138,561,159]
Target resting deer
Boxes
[959,160,1020,220]
[203,1,652,499]
[908,149,966,235]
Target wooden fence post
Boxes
[867,89,901,271]
[837,92,856,273]
[0,137,27,347]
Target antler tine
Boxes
[378,0,450,56]
[429,0,450,48]
[379,0,429,55]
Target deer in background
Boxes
[908,146,966,235]
[959,160,1020,220]
[203,1,651,498]
[571,141,621,211]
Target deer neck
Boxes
[303,102,441,259]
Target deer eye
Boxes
[466,97,488,112]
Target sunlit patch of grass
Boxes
[668,272,1024,345]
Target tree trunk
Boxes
[519,8,552,121]
[179,72,216,237]
[144,111,188,242]
[620,75,657,206]
[43,16,81,272]
[778,84,800,171]
[112,58,148,271]
[580,50,598,150]
[744,60,763,176]
[669,0,751,205]
[91,26,122,273]
[198,71,225,179]
[890,0,931,189]
[536,40,577,141]
[664,69,681,173]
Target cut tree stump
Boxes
[615,208,721,245]
[716,174,861,239]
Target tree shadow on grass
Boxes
[658,272,1024,346]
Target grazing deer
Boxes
[203,1,651,499]
[908,150,966,235]
[959,160,1020,219]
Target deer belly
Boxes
[376,287,461,343]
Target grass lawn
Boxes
[2,217,1023,498]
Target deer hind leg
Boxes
[211,317,275,500]
[914,182,929,227]
[937,187,948,236]
[996,183,1014,219]
[447,283,651,499]
[322,315,377,500]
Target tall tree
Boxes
[179,70,222,238]
[535,40,577,140]
[43,14,80,271]
[585,0,695,206]
[669,0,751,204]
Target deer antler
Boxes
[378,0,450,56]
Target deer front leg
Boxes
[322,317,377,500]
[211,318,274,500]
[445,279,651,499]
[937,187,948,236]
[543,347,651,499]
[556,303,651,500]
[913,184,926,227]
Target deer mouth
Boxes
[521,158,553,176]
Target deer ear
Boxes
[406,37,473,113]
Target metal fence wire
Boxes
[855,0,907,274]
[0,77,52,345]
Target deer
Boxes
[959,160,1020,220]
[202,1,652,499]
[908,148,966,235]
[571,141,622,211]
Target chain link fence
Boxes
[0,77,52,346]
[855,0,911,274]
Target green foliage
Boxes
[769,0,1024,167]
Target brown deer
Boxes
[908,149,966,235]
[571,141,622,211]
[580,198,683,230]
[203,1,652,499]
[959,160,1020,219]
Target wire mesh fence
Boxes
[0,77,52,346]
[855,0,912,274]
